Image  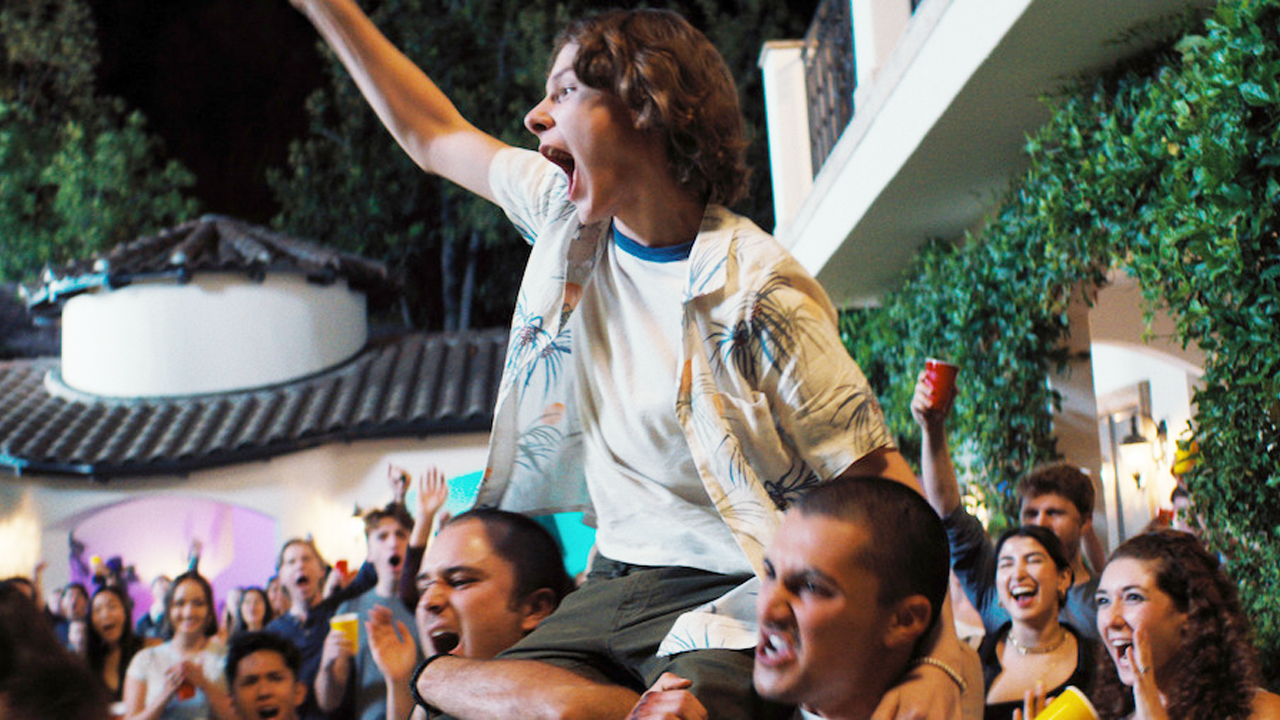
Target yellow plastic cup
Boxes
[1035,686,1097,720]
[330,612,359,648]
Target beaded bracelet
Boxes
[912,656,969,695]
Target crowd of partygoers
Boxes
[3,2,1277,719]
[3,447,1276,720]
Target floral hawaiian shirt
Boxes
[475,148,894,654]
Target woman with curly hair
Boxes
[1093,529,1280,719]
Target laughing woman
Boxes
[87,586,148,709]
[981,525,1095,719]
[1094,530,1280,720]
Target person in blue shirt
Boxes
[265,539,374,720]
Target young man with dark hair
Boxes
[912,372,1101,640]
[315,503,417,720]
[632,477,978,720]
[288,2,967,718]
[226,632,307,720]
[364,508,576,719]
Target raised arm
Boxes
[289,0,508,201]
[398,465,450,610]
[910,369,962,517]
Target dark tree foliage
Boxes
[270,0,817,331]
[0,0,199,283]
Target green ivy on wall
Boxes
[841,0,1280,680]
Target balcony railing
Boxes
[803,0,856,176]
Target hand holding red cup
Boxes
[924,358,959,411]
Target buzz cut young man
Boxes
[630,477,977,720]
[288,2,970,718]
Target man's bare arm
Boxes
[290,0,507,201]
[416,655,640,720]
[839,446,921,494]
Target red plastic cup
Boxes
[335,559,349,578]
[177,680,196,701]
[924,358,959,410]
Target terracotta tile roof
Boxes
[0,329,507,481]
[26,215,397,313]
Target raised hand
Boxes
[1128,628,1169,720]
[910,370,953,431]
[366,604,418,682]
[409,466,450,548]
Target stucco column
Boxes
[759,40,814,232]
[1049,288,1108,556]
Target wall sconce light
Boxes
[1153,419,1168,462]
[1119,415,1151,489]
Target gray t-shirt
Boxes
[334,591,420,720]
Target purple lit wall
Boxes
[71,497,277,623]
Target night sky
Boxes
[88,0,326,224]
[85,0,819,226]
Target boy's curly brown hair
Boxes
[1094,530,1259,719]
[553,9,750,207]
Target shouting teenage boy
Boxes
[289,3,969,718]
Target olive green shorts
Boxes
[495,557,791,719]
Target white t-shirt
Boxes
[575,225,750,575]
[125,640,227,720]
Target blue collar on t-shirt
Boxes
[612,223,694,262]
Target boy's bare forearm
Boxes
[290,0,503,199]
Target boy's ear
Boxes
[518,588,559,633]
[292,679,308,708]
[882,595,933,650]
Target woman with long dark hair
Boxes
[1094,529,1280,719]
[122,572,232,720]
[981,525,1094,719]
[228,587,273,639]
[87,586,147,706]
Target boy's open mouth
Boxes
[542,147,577,195]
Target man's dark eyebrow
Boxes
[440,564,484,578]
[420,564,484,581]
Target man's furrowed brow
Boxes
[441,564,484,579]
